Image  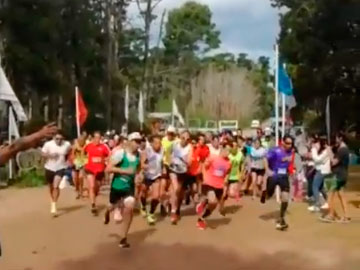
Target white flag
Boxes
[138,91,144,124]
[9,107,20,140]
[172,99,185,126]
[124,85,129,121]
[279,94,297,110]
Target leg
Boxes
[337,189,349,219]
[251,172,257,199]
[147,180,160,225]
[140,183,149,216]
[118,196,136,248]
[277,176,290,230]
[169,173,182,223]
[87,174,98,213]
[72,170,80,198]
[312,171,322,208]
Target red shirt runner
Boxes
[189,144,210,176]
[84,143,110,174]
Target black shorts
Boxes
[109,188,134,204]
[183,174,197,189]
[144,176,162,187]
[267,175,290,198]
[85,170,105,181]
[45,169,65,184]
[202,184,224,201]
[251,168,266,176]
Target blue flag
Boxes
[278,61,293,96]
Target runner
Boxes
[140,135,166,225]
[188,134,209,203]
[84,131,110,215]
[208,135,221,156]
[249,138,267,200]
[104,132,141,248]
[169,130,192,224]
[71,134,87,199]
[161,126,176,215]
[321,132,350,223]
[264,135,294,230]
[196,144,231,230]
[227,141,245,201]
[41,131,71,217]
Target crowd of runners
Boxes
[40,126,351,248]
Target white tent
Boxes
[0,65,27,121]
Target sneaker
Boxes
[321,203,329,210]
[91,204,98,216]
[160,205,167,217]
[197,219,207,230]
[147,214,156,225]
[308,205,320,212]
[260,191,267,204]
[104,209,110,225]
[276,220,289,231]
[140,208,147,218]
[196,202,206,217]
[170,213,178,225]
[119,238,130,248]
[51,202,57,217]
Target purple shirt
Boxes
[267,146,292,177]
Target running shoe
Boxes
[196,201,206,216]
[104,209,110,225]
[51,203,58,217]
[275,220,289,231]
[260,191,267,204]
[197,219,207,230]
[170,213,178,225]
[320,203,329,210]
[147,214,156,225]
[119,238,130,248]
[337,217,351,224]
[308,205,320,212]
[91,204,98,216]
[140,208,147,218]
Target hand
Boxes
[123,168,134,175]
[266,169,274,177]
[37,123,58,139]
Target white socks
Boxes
[51,202,57,214]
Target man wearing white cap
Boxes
[104,132,141,248]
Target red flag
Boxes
[76,87,88,136]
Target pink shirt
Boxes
[204,155,231,189]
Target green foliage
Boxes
[271,0,360,132]
[13,169,45,188]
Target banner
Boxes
[75,87,88,137]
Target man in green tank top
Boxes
[104,132,141,248]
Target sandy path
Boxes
[0,180,359,270]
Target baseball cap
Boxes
[128,132,142,141]
[167,126,176,133]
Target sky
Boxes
[128,0,280,60]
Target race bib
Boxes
[278,168,287,175]
[92,157,102,163]
[213,169,225,177]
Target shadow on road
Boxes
[57,205,85,216]
[56,241,351,270]
[223,204,242,215]
[259,210,279,221]
[207,217,231,229]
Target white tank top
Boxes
[144,146,163,180]
[172,143,191,168]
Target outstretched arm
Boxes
[0,123,58,165]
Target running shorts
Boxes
[144,176,162,187]
[325,175,347,191]
[183,174,197,189]
[85,169,105,181]
[202,184,224,201]
[109,188,134,204]
[251,168,266,176]
[266,175,290,198]
[45,169,66,184]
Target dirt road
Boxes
[0,175,360,270]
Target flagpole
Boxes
[275,44,279,146]
[171,99,175,127]
[281,93,286,138]
[75,86,80,138]
[8,105,13,180]
[326,95,331,144]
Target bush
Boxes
[13,169,46,188]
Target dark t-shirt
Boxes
[333,145,350,181]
